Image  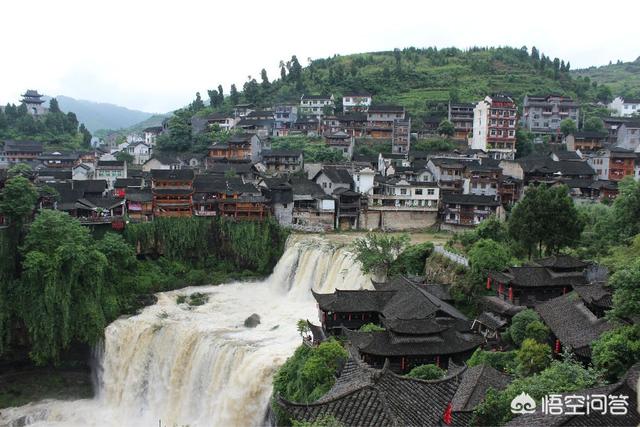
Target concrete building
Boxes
[300,94,335,116]
[143,126,163,146]
[342,93,372,113]
[522,95,580,139]
[616,121,640,151]
[448,103,474,141]
[608,96,640,117]
[471,95,517,160]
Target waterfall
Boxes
[0,236,371,427]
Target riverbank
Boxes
[0,368,93,409]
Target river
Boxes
[0,236,371,427]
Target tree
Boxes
[609,177,640,240]
[515,128,534,158]
[359,323,385,332]
[406,364,445,380]
[437,119,455,137]
[583,117,605,133]
[393,48,402,74]
[229,84,240,105]
[297,319,310,338]
[207,89,220,108]
[19,210,110,364]
[0,174,38,226]
[507,309,542,347]
[217,84,224,101]
[508,185,583,257]
[596,85,613,103]
[524,320,550,344]
[516,338,551,377]
[79,123,92,147]
[260,68,270,90]
[191,92,205,111]
[49,97,61,113]
[592,325,640,382]
[351,233,410,279]
[559,118,577,136]
[389,242,434,276]
[531,46,540,67]
[467,239,514,288]
[467,348,517,373]
[115,151,135,164]
[608,258,640,322]
[472,358,599,426]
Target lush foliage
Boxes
[592,325,640,382]
[359,323,385,332]
[467,239,515,289]
[508,184,583,258]
[472,358,600,425]
[515,338,551,377]
[271,136,344,163]
[273,339,348,404]
[0,98,91,148]
[351,233,410,278]
[467,349,517,373]
[507,309,545,347]
[389,241,434,276]
[406,364,445,380]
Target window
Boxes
[415,189,423,195]
[427,189,435,195]
[400,188,407,195]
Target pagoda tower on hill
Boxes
[21,89,47,116]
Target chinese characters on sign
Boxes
[511,392,629,416]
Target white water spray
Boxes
[0,236,371,427]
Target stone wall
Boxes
[359,209,437,231]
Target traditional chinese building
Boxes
[313,276,483,373]
[150,169,194,217]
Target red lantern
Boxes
[443,403,453,425]
[486,276,492,290]
[508,287,513,302]
[555,339,561,354]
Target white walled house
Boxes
[127,141,152,165]
[300,94,335,116]
[608,97,640,117]
[342,93,372,113]
[72,163,94,180]
[352,166,376,195]
[471,95,517,160]
[143,126,163,146]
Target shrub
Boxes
[406,364,445,380]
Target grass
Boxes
[0,369,93,409]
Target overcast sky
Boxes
[1,0,638,113]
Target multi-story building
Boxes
[150,169,194,217]
[608,96,640,117]
[616,121,640,151]
[0,140,44,163]
[441,194,500,227]
[95,160,127,189]
[342,93,372,113]
[464,161,502,197]
[522,95,580,139]
[448,103,474,140]
[392,118,411,155]
[207,133,265,163]
[300,94,335,116]
[565,131,608,152]
[261,149,304,173]
[588,147,636,181]
[143,126,163,146]
[274,104,298,136]
[471,95,517,160]
[126,141,152,165]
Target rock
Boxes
[244,313,261,328]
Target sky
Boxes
[1,0,638,114]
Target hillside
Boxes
[51,96,155,133]
[191,46,613,131]
[572,57,640,98]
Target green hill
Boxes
[192,46,614,131]
[571,57,640,98]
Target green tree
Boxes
[229,84,240,105]
[351,233,410,279]
[583,117,605,133]
[115,151,135,164]
[260,68,270,90]
[609,177,640,241]
[608,258,640,321]
[508,309,542,347]
[524,320,550,344]
[406,364,445,380]
[19,210,110,364]
[359,323,385,332]
[79,123,92,147]
[191,92,205,111]
[516,338,551,377]
[592,325,640,382]
[49,97,61,113]
[467,348,517,373]
[515,128,534,158]
[467,239,514,288]
[560,118,577,136]
[472,358,599,425]
[437,119,455,137]
[508,185,583,257]
[389,242,434,276]
[0,173,38,227]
